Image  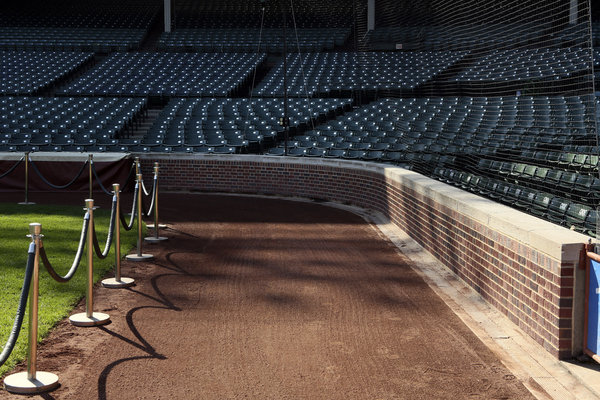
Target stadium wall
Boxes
[139,154,588,359]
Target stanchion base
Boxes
[69,312,110,327]
[4,371,59,394]
[146,224,167,229]
[18,202,36,205]
[125,253,154,262]
[101,277,135,288]
[145,236,168,243]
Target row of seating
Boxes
[434,167,597,236]
[0,28,148,52]
[0,96,147,145]
[142,97,352,149]
[56,52,266,97]
[365,22,553,51]
[276,97,596,153]
[0,51,93,95]
[477,159,599,202]
[518,148,599,173]
[455,47,589,82]
[1,1,158,29]
[253,51,468,96]
[157,28,350,53]
[172,0,353,29]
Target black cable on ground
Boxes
[0,242,35,367]
[29,159,88,190]
[0,157,24,180]
[92,196,117,259]
[39,213,89,283]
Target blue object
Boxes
[588,259,600,355]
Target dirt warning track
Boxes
[1,193,534,399]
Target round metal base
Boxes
[145,236,168,243]
[69,312,110,327]
[125,253,154,262]
[101,277,135,288]
[18,202,36,205]
[146,224,167,229]
[4,371,59,394]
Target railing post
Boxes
[18,152,35,205]
[88,154,93,200]
[102,184,135,288]
[145,162,167,243]
[125,174,154,262]
[69,199,110,327]
[3,224,59,394]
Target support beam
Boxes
[367,0,375,32]
[164,0,172,33]
[569,0,577,24]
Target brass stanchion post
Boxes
[88,154,93,200]
[102,184,135,288]
[69,199,110,327]
[145,162,167,243]
[126,175,154,261]
[4,224,59,394]
[18,152,35,205]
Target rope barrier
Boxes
[145,162,168,243]
[122,161,137,191]
[68,199,110,327]
[39,213,89,283]
[125,173,154,261]
[146,177,156,217]
[141,175,156,218]
[0,242,35,367]
[141,180,150,197]
[29,158,88,190]
[102,183,135,288]
[0,156,24,180]
[90,160,115,197]
[119,182,138,231]
[92,195,117,259]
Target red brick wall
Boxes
[140,155,585,359]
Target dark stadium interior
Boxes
[0,0,599,236]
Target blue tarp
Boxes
[589,259,600,355]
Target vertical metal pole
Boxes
[24,152,30,204]
[3,222,59,394]
[282,1,289,156]
[126,173,154,261]
[88,154,93,201]
[136,174,143,257]
[102,183,135,287]
[27,223,42,380]
[113,184,122,281]
[69,200,110,325]
[23,152,31,204]
[153,163,160,239]
[85,199,94,319]
[164,0,172,33]
[135,157,140,176]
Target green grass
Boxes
[0,203,139,377]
